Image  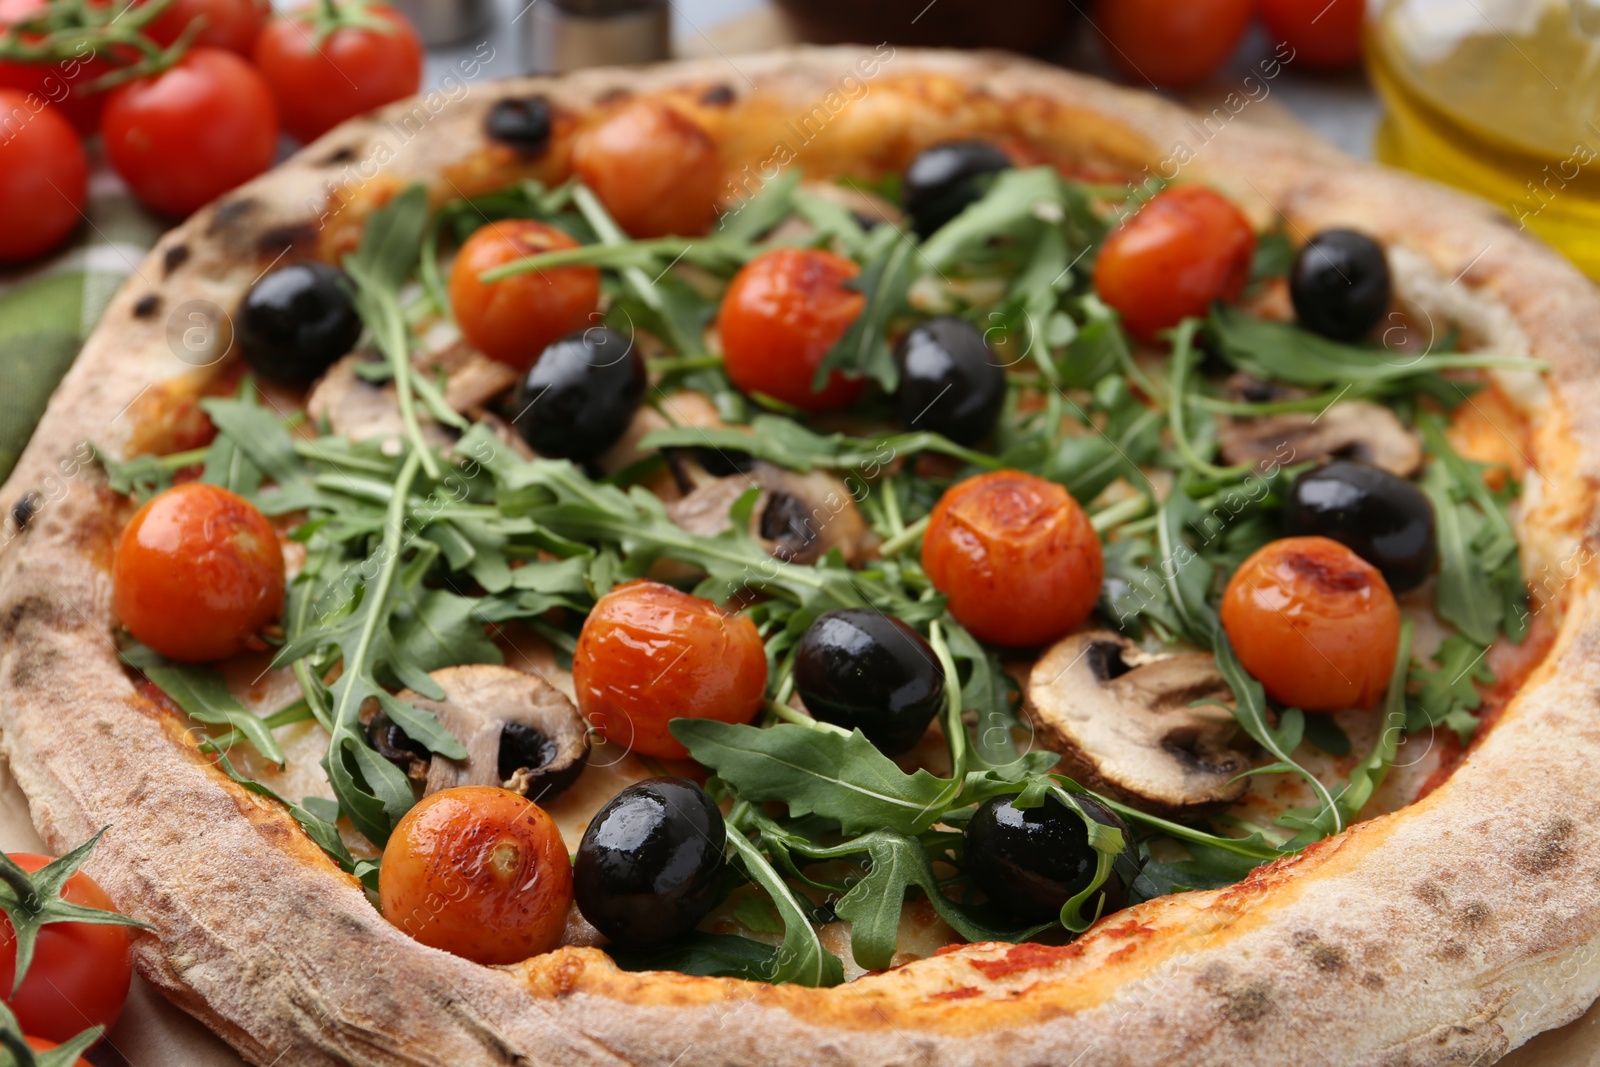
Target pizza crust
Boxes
[4,48,1600,1066]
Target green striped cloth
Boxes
[0,166,163,481]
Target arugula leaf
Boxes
[640,415,995,475]
[813,222,917,392]
[1249,229,1294,282]
[726,828,843,987]
[673,721,952,836]
[1207,305,1535,391]
[1408,633,1491,742]
[120,642,286,765]
[608,932,782,981]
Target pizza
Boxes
[1,45,1598,1067]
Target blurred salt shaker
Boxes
[389,0,491,46]
[523,0,671,75]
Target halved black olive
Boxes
[237,263,363,387]
[793,609,945,755]
[894,316,1006,445]
[903,140,1012,238]
[964,792,1138,923]
[1285,460,1436,593]
[1290,229,1392,342]
[575,778,728,949]
[510,328,646,461]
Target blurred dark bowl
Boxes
[773,0,1076,56]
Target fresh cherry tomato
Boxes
[101,47,278,218]
[1093,185,1257,341]
[1260,0,1365,70]
[380,786,572,965]
[1092,0,1255,88]
[1221,536,1401,711]
[144,0,269,55]
[0,0,117,134]
[571,98,721,238]
[716,247,866,412]
[922,470,1103,648]
[113,483,285,662]
[24,1037,91,1066]
[253,2,422,144]
[0,855,133,1045]
[0,91,87,263]
[573,579,768,760]
[448,220,601,370]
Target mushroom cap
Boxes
[397,664,590,803]
[1024,631,1251,821]
[1218,400,1422,477]
[665,462,870,565]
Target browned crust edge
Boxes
[3,48,1600,1067]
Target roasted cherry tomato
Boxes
[380,787,572,965]
[0,91,87,263]
[113,483,285,662]
[0,854,133,1045]
[101,47,278,218]
[572,579,768,760]
[448,220,601,370]
[1221,536,1401,711]
[145,0,268,54]
[1093,185,1256,341]
[922,470,1103,648]
[717,247,865,413]
[253,2,422,143]
[1092,0,1255,88]
[964,793,1137,923]
[1260,0,1365,70]
[574,778,727,949]
[571,98,720,238]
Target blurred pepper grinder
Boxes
[524,0,671,74]
[1368,0,1600,278]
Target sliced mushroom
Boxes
[665,461,871,565]
[1025,631,1251,821]
[387,664,589,803]
[306,350,518,448]
[1217,400,1422,477]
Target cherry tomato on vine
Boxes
[1221,536,1401,711]
[0,854,133,1045]
[380,787,572,965]
[1092,0,1255,88]
[1260,0,1365,70]
[0,91,87,263]
[448,220,601,370]
[717,247,866,412]
[144,0,270,55]
[253,2,422,144]
[0,0,117,134]
[573,579,768,760]
[23,1037,91,1066]
[113,482,285,663]
[101,47,278,218]
[571,98,721,238]
[922,470,1103,648]
[1093,185,1256,341]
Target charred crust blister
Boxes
[485,97,554,157]
[1513,817,1576,875]
[699,83,736,106]
[133,294,162,320]
[162,244,190,276]
[10,493,38,531]
[320,145,358,166]
[257,223,318,261]
[208,197,259,233]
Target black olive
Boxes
[894,317,1006,445]
[485,96,553,157]
[903,140,1012,238]
[1285,460,1436,593]
[510,328,646,461]
[792,609,945,755]
[236,263,363,387]
[1290,229,1392,342]
[575,777,728,949]
[964,792,1138,924]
